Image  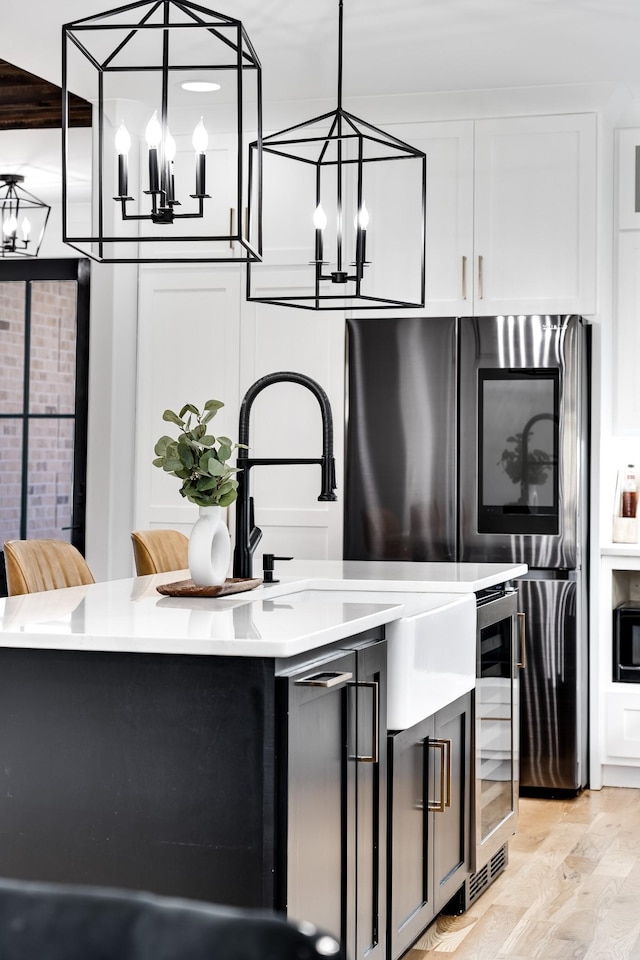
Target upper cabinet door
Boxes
[472,114,596,316]
[349,120,474,318]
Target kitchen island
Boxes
[0,559,525,959]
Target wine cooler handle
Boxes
[517,612,527,669]
[428,738,452,813]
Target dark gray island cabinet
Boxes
[0,629,388,960]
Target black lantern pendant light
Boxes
[62,0,262,263]
[246,0,426,311]
[0,175,51,259]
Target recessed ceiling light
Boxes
[181,81,221,93]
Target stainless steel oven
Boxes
[472,587,520,873]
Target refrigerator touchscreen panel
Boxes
[478,368,560,536]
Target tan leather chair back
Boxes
[3,539,95,597]
[131,529,189,577]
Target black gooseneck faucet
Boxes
[233,372,338,580]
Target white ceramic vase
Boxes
[188,505,231,587]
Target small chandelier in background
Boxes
[62,0,263,264]
[0,175,50,259]
[246,0,426,311]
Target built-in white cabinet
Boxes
[472,114,596,316]
[362,113,597,317]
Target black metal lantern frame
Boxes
[62,0,263,263]
[0,175,51,259]
[246,0,426,311]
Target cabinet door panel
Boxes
[353,643,387,960]
[433,693,471,912]
[285,651,356,949]
[473,114,596,315]
[388,717,434,960]
[350,120,474,318]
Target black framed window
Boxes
[0,259,90,596]
[477,367,559,536]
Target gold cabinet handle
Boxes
[461,255,468,300]
[428,738,452,813]
[477,254,484,299]
[295,671,353,688]
[517,612,527,669]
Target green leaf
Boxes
[162,409,184,427]
[204,399,224,413]
[179,403,199,419]
[200,434,215,447]
[191,423,207,441]
[217,442,232,463]
[163,458,183,472]
[206,457,225,477]
[153,435,173,456]
[218,489,238,507]
[197,476,218,491]
[152,457,165,468]
[177,442,194,469]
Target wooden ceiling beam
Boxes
[0,58,92,130]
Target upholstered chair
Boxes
[0,875,343,960]
[131,528,189,577]
[3,539,95,597]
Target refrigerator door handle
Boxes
[517,612,527,669]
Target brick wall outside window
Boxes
[0,280,78,545]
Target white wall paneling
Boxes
[135,265,242,540]
[240,280,345,565]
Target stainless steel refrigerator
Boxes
[344,314,590,794]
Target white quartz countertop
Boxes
[0,560,527,658]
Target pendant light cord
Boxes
[337,0,344,112]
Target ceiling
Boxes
[1,0,640,203]
[2,0,640,105]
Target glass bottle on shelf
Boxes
[622,464,638,518]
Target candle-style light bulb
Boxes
[356,201,370,230]
[3,214,17,236]
[21,217,31,241]
[192,117,208,154]
[313,203,328,231]
[145,111,161,193]
[313,203,327,262]
[145,111,162,149]
[355,201,370,267]
[115,122,131,156]
[193,118,208,196]
[115,121,131,199]
[164,130,176,164]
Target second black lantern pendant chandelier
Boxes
[246,0,426,310]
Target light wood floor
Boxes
[407,787,640,959]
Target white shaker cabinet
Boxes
[362,113,596,317]
[472,114,596,316]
